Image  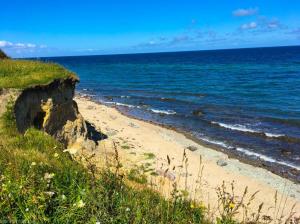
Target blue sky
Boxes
[1,0,300,57]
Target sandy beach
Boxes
[75,94,300,218]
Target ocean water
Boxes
[39,46,300,181]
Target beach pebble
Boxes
[217,159,228,167]
[186,145,198,152]
[110,115,117,120]
[128,122,139,128]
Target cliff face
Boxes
[12,77,96,150]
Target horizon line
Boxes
[23,44,300,59]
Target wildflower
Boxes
[190,203,195,209]
[53,153,59,158]
[229,202,235,209]
[25,208,29,212]
[44,172,55,180]
[45,191,55,197]
[61,194,66,200]
[125,207,130,212]
[199,201,206,209]
[31,162,36,166]
[76,199,85,208]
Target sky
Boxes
[1,0,300,58]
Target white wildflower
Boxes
[125,207,130,212]
[44,172,55,180]
[45,191,55,197]
[25,208,29,212]
[53,153,59,158]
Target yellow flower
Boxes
[199,202,206,209]
[54,153,59,158]
[76,199,85,208]
[229,202,235,209]
[31,162,36,166]
[190,203,195,209]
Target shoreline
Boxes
[75,93,300,216]
[76,92,300,184]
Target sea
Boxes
[38,46,300,182]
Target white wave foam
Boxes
[212,121,284,138]
[104,101,175,115]
[235,147,300,170]
[197,134,300,171]
[198,136,230,149]
[115,102,136,108]
[103,101,137,108]
[265,133,284,138]
[150,109,176,115]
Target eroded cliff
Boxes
[2,77,98,151]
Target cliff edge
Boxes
[0,58,99,151]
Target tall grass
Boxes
[0,100,207,223]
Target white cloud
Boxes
[233,8,258,17]
[0,40,13,48]
[0,40,43,49]
[241,22,257,30]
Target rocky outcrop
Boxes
[12,77,98,150]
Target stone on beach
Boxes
[186,145,198,151]
[217,159,228,167]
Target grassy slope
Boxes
[0,59,206,223]
[0,100,206,223]
[0,59,77,89]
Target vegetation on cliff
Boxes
[0,49,10,59]
[0,59,77,89]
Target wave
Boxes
[235,147,300,171]
[211,121,285,138]
[103,100,176,115]
[197,136,231,149]
[198,135,300,171]
[104,101,139,108]
[150,109,177,115]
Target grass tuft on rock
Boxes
[0,59,77,89]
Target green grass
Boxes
[0,101,207,223]
[0,59,77,89]
[143,152,156,160]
